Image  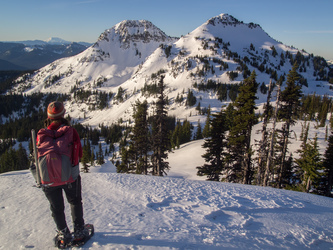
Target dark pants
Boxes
[43,176,84,231]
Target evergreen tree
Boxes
[118,146,131,173]
[109,143,115,155]
[151,76,170,176]
[0,143,29,173]
[186,89,196,107]
[175,93,183,103]
[197,110,229,181]
[225,103,235,129]
[97,142,105,165]
[196,102,201,115]
[195,120,203,140]
[129,100,150,174]
[256,80,274,185]
[90,149,95,167]
[318,95,330,127]
[271,46,278,57]
[277,63,303,188]
[118,130,130,172]
[170,121,181,150]
[0,148,12,173]
[321,133,333,196]
[228,71,258,184]
[295,134,322,193]
[170,119,192,149]
[16,143,29,170]
[90,128,100,145]
[81,139,91,173]
[116,86,125,102]
[263,83,281,186]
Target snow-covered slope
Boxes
[17,20,176,95]
[1,136,333,249]
[11,14,332,128]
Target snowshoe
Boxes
[54,227,72,249]
[71,224,94,247]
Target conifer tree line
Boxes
[0,92,68,174]
[71,122,123,173]
[0,90,124,174]
[197,64,333,197]
[117,76,171,176]
[115,65,333,197]
[0,76,191,175]
[0,141,29,173]
[1,63,333,197]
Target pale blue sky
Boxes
[1,0,332,60]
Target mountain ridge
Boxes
[4,37,92,46]
[8,13,333,127]
[0,41,91,70]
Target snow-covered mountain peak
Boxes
[13,19,179,99]
[96,20,174,49]
[183,12,277,55]
[207,13,242,25]
[205,13,260,29]
[116,20,171,42]
[45,37,71,45]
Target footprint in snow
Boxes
[147,197,174,211]
[205,210,255,229]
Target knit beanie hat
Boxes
[47,101,65,120]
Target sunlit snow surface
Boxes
[1,138,332,249]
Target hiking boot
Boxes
[73,225,89,242]
[54,227,72,249]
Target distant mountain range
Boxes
[0,38,92,70]
[8,14,333,127]
[6,37,92,47]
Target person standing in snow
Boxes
[31,101,88,247]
